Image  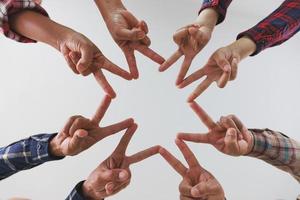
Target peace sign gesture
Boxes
[159,139,225,200]
[81,124,160,199]
[177,101,254,156]
[49,95,134,157]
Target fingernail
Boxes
[119,171,128,181]
[224,64,231,72]
[191,188,200,197]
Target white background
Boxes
[0,0,299,199]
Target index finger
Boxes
[91,95,112,124]
[128,145,160,165]
[113,123,138,155]
[159,50,182,72]
[189,101,217,130]
[176,139,200,169]
[133,44,165,64]
[159,147,187,177]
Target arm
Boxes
[199,0,233,25]
[247,129,300,182]
[0,0,48,43]
[0,133,64,180]
[237,0,300,55]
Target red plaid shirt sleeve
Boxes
[0,0,49,43]
[199,0,233,25]
[237,0,300,55]
[247,128,300,183]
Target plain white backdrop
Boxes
[0,0,299,199]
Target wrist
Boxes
[95,0,126,21]
[195,8,218,30]
[245,130,255,155]
[82,181,104,200]
[49,135,64,157]
[228,37,257,60]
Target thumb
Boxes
[224,128,240,155]
[76,44,94,74]
[115,28,146,41]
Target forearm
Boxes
[237,0,300,56]
[94,0,126,21]
[0,133,64,180]
[246,129,300,182]
[199,0,233,25]
[9,10,74,50]
[227,37,257,60]
[195,8,218,30]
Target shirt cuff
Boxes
[29,133,64,163]
[66,181,86,200]
[0,0,49,43]
[199,0,232,25]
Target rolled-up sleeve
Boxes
[199,0,233,25]
[237,0,300,56]
[0,0,49,43]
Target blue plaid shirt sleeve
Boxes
[66,181,86,200]
[0,133,64,180]
[247,129,300,183]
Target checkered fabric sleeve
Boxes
[237,0,300,55]
[0,133,64,180]
[199,0,233,25]
[0,0,49,43]
[247,128,300,182]
[66,181,105,200]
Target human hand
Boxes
[49,95,134,157]
[160,139,225,200]
[177,101,254,156]
[60,32,132,98]
[178,37,256,102]
[159,8,218,85]
[95,0,165,79]
[81,124,160,199]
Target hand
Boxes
[178,37,257,102]
[96,0,165,79]
[81,124,160,199]
[177,101,254,156]
[50,95,134,157]
[60,32,132,98]
[159,8,218,85]
[160,139,225,200]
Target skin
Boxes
[49,95,134,157]
[177,101,254,156]
[10,11,132,98]
[94,0,165,79]
[160,140,225,200]
[81,124,160,199]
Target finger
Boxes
[91,95,112,124]
[179,179,193,197]
[101,169,129,182]
[134,44,165,64]
[121,10,139,27]
[159,50,182,72]
[229,115,248,138]
[175,139,200,168]
[115,28,146,41]
[95,118,134,140]
[176,56,193,86]
[107,180,130,196]
[173,28,189,45]
[140,35,151,46]
[178,68,205,89]
[62,115,82,134]
[159,147,187,177]
[177,133,210,144]
[93,70,117,98]
[189,101,217,129]
[220,116,241,136]
[214,53,231,73]
[191,182,211,198]
[64,54,79,74]
[180,194,194,200]
[230,58,239,80]
[113,124,138,155]
[187,78,212,102]
[69,129,89,150]
[217,71,230,88]
[123,48,138,79]
[224,128,239,154]
[102,59,132,80]
[69,117,92,136]
[128,145,160,165]
[77,45,94,74]
[139,20,149,34]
